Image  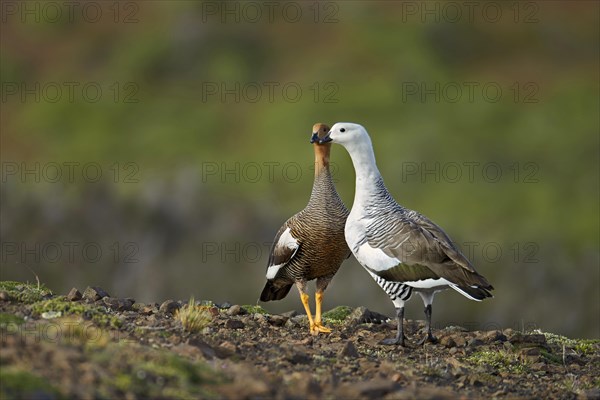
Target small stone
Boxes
[225,319,245,329]
[347,306,389,326]
[82,286,109,301]
[103,297,134,311]
[454,336,467,347]
[291,315,308,324]
[519,347,542,362]
[288,352,311,364]
[187,338,216,360]
[509,332,547,347]
[207,306,220,317]
[281,310,297,318]
[440,336,457,348]
[481,330,507,343]
[391,373,404,382]
[219,301,232,309]
[467,338,484,348]
[253,313,267,323]
[41,311,62,319]
[530,362,546,370]
[339,341,359,358]
[66,288,82,301]
[268,315,288,327]
[0,291,10,301]
[141,305,155,315]
[226,305,242,316]
[285,318,299,329]
[215,341,237,358]
[159,300,180,315]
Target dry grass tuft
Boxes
[175,297,213,333]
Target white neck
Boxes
[342,137,385,207]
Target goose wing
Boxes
[265,223,300,280]
[362,208,492,289]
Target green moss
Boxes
[0,313,25,328]
[0,281,52,304]
[91,342,225,399]
[241,305,268,315]
[0,367,62,399]
[31,296,86,315]
[322,306,353,323]
[114,373,133,392]
[540,349,563,364]
[540,331,599,356]
[31,296,122,329]
[466,350,529,374]
[574,341,598,355]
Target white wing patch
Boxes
[266,227,299,279]
[355,242,400,271]
[404,278,452,289]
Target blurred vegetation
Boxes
[1,1,598,337]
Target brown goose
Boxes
[319,122,493,345]
[260,123,350,335]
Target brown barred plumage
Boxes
[260,123,350,335]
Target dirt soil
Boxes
[0,281,598,399]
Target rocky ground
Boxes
[0,281,599,399]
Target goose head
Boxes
[310,123,331,145]
[319,122,371,149]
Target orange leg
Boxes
[299,291,317,334]
[313,290,331,334]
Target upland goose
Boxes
[319,122,493,345]
[260,123,351,335]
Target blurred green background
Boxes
[1,1,598,338]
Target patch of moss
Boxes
[0,281,52,304]
[114,373,133,392]
[322,306,353,323]
[0,367,62,399]
[540,349,563,364]
[574,341,598,356]
[53,317,112,348]
[0,313,25,328]
[241,305,268,315]
[466,350,529,374]
[91,342,225,399]
[31,296,122,329]
[540,331,599,356]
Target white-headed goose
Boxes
[318,122,493,345]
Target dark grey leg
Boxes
[381,306,405,346]
[418,304,438,345]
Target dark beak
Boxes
[318,132,333,144]
[310,132,319,143]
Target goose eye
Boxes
[340,128,346,133]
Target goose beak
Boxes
[310,132,320,143]
[318,132,333,144]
